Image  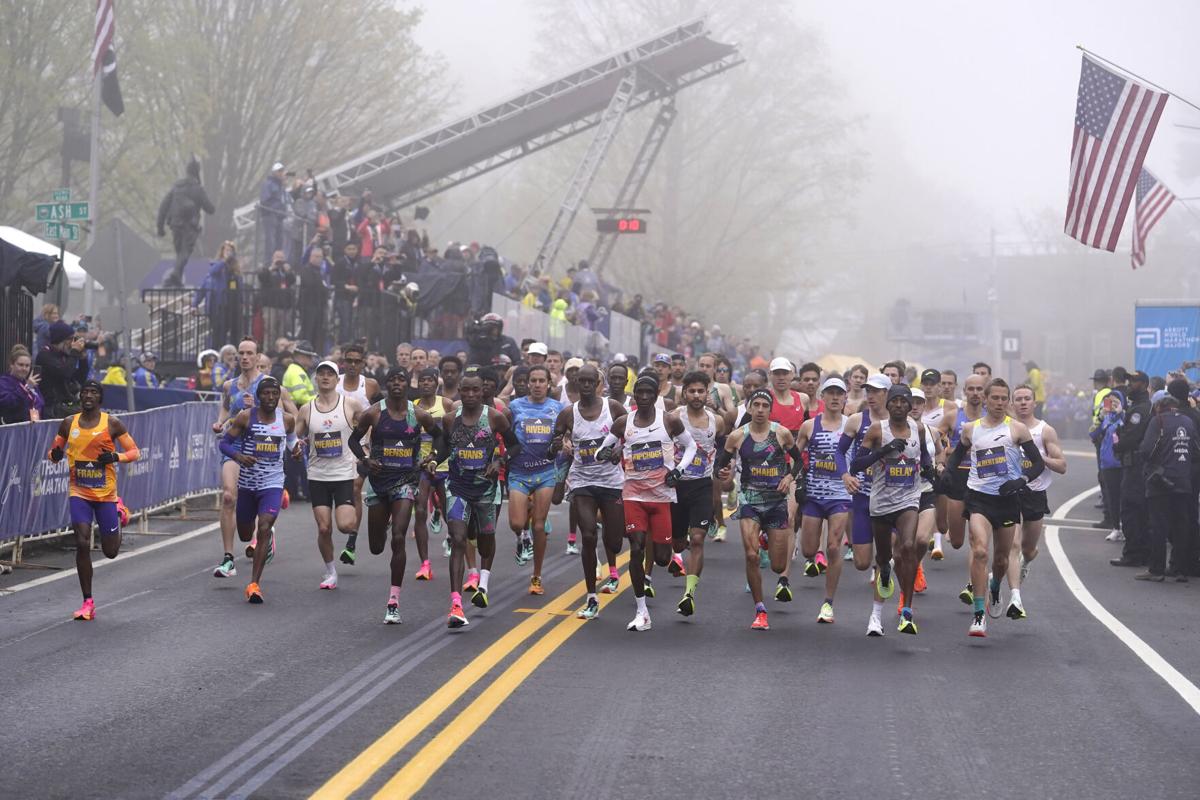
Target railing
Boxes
[490,293,641,360]
[1,286,34,359]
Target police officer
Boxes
[1111,370,1151,568]
[1136,392,1199,581]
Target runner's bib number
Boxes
[314,432,343,459]
[630,441,665,472]
[975,446,1007,478]
[75,461,106,489]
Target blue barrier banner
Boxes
[1134,305,1200,380]
[0,402,221,541]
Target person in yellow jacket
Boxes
[549,297,569,339]
[1025,360,1046,416]
[1090,368,1112,431]
[283,341,317,406]
[101,364,128,385]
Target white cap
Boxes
[769,357,793,373]
[565,357,585,370]
[819,376,847,393]
[910,387,926,400]
[271,161,284,171]
[527,342,548,356]
[612,353,627,363]
[315,360,340,375]
[406,282,419,292]
[866,373,891,390]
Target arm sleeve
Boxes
[1019,439,1044,481]
[834,432,854,475]
[785,443,804,478]
[218,432,240,459]
[944,439,969,472]
[849,446,887,474]
[671,427,697,473]
[116,432,140,463]
[348,426,368,460]
[714,446,734,474]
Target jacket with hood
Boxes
[157,160,215,233]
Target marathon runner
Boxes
[336,343,379,565]
[47,381,140,620]
[414,367,453,567]
[438,355,463,402]
[793,376,852,624]
[218,376,297,604]
[348,367,443,624]
[844,364,869,414]
[919,368,957,560]
[945,373,987,603]
[295,360,364,590]
[595,373,696,632]
[796,362,823,416]
[443,372,520,628]
[834,373,890,597]
[715,389,803,630]
[766,357,809,600]
[1005,384,1067,619]
[674,371,725,618]
[942,378,1046,637]
[507,365,563,595]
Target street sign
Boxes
[34,201,90,222]
[1001,329,1021,358]
[51,188,71,202]
[44,222,80,242]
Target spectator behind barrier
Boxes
[0,345,44,424]
[35,321,90,418]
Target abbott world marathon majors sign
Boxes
[1135,302,1200,379]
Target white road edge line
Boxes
[0,522,220,596]
[1045,485,1200,716]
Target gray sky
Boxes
[413,0,1200,242]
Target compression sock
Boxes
[974,596,986,614]
[480,569,491,592]
[685,574,699,594]
[389,585,400,604]
[635,595,648,614]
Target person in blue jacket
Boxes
[1091,394,1124,541]
[133,352,161,388]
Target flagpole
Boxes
[1076,45,1200,115]
[84,67,101,318]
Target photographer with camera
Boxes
[298,241,330,352]
[1136,391,1200,582]
[258,250,295,345]
[34,321,91,418]
[465,313,520,367]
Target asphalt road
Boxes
[2,443,1198,799]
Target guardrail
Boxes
[490,293,642,360]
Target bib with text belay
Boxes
[75,461,107,489]
[684,449,708,478]
[254,433,283,461]
[884,458,916,488]
[314,431,343,458]
[630,441,665,472]
[975,446,1007,478]
[381,441,414,469]
[577,437,603,464]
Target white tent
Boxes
[0,225,102,291]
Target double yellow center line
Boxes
[311,552,631,800]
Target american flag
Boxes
[1130,168,1175,269]
[92,0,115,77]
[1064,55,1168,252]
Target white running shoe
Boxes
[626,611,652,632]
[1105,529,1125,542]
[566,541,580,555]
[866,614,884,637]
[319,573,337,590]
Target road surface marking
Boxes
[372,571,632,799]
[1046,485,1200,716]
[0,522,219,596]
[310,552,630,800]
[0,589,153,649]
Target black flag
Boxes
[101,48,124,116]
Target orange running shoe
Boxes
[751,610,770,630]
[915,563,927,593]
[529,576,544,595]
[245,582,264,604]
[73,597,95,621]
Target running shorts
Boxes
[849,493,873,545]
[508,466,558,496]
[364,480,418,508]
[309,479,354,509]
[236,487,283,524]
[942,468,969,501]
[568,485,623,504]
[870,506,918,531]
[624,499,673,545]
[965,489,1020,529]
[734,498,789,532]
[671,477,715,539]
[1018,488,1049,522]
[919,491,936,513]
[802,497,851,520]
[69,497,120,535]
[447,492,497,536]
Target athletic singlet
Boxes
[226,373,265,418]
[917,416,937,494]
[417,397,448,471]
[622,406,676,503]
[67,412,117,501]
[807,414,850,502]
[567,400,624,491]
[950,406,981,469]
[1024,419,1052,492]
[369,400,422,494]
[769,389,807,434]
[509,395,563,473]
[237,407,286,491]
[921,398,948,430]
[306,394,356,482]
[967,416,1022,495]
[447,406,497,502]
[848,409,875,495]
[337,374,371,407]
[738,422,788,506]
[680,408,717,481]
[869,417,923,516]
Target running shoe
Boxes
[774,579,793,602]
[758,531,768,550]
[875,566,895,600]
[599,576,620,594]
[927,538,935,553]
[1105,529,1125,542]
[566,540,580,555]
[429,508,443,535]
[803,558,819,578]
[898,613,918,635]
[751,611,770,630]
[968,611,987,637]
[814,550,828,574]
[577,598,600,620]
[340,546,357,565]
[706,522,717,540]
[448,601,469,628]
[758,548,770,570]
[463,570,480,594]
[713,524,726,542]
[817,601,835,624]
[626,611,652,632]
[471,588,489,609]
[213,554,236,578]
[988,585,1003,619]
[319,574,337,590]
[1019,553,1031,583]
[245,582,263,604]
[514,537,526,565]
[958,584,974,605]
[529,576,544,595]
[914,563,927,594]
[384,603,401,624]
[931,545,944,561]
[843,544,853,562]
[643,576,655,598]
[245,538,256,559]
[73,597,95,621]
[677,592,695,617]
[441,536,452,558]
[668,553,686,577]
[1006,598,1027,620]
[866,614,884,637]
[744,581,751,593]
[415,561,433,581]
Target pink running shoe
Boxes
[73,598,95,621]
[814,550,828,574]
[415,561,433,581]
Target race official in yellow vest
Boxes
[283,341,318,406]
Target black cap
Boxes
[886,384,913,403]
[920,368,940,385]
[1092,368,1110,381]
[385,366,410,383]
[1130,370,1150,385]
